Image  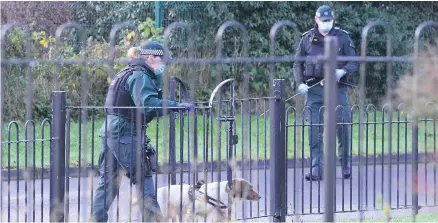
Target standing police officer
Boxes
[91,41,195,221]
[293,5,358,181]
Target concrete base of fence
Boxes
[1,152,433,181]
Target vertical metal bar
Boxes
[249,100,253,218]
[77,109,82,222]
[353,107,358,213]
[412,118,419,217]
[301,109,305,215]
[381,109,385,211]
[50,91,66,222]
[16,123,20,221]
[7,122,16,222]
[366,108,370,209]
[65,110,71,223]
[90,109,95,216]
[169,77,177,185]
[0,25,5,223]
[293,108,298,215]
[33,120,37,222]
[270,79,286,222]
[434,106,437,206]
[323,36,338,222]
[349,108,353,212]
[425,114,428,206]
[264,99,267,216]
[155,1,163,28]
[7,123,12,222]
[373,108,377,209]
[309,109,313,214]
[25,121,31,222]
[240,101,244,219]
[257,100,261,217]
[41,119,51,222]
[179,109,184,223]
[397,106,401,209]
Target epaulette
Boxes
[334,27,349,35]
[301,28,314,37]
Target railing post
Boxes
[323,36,338,222]
[50,91,66,222]
[155,1,164,28]
[169,77,177,184]
[270,79,286,222]
[412,122,419,215]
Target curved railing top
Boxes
[109,22,138,48]
[55,22,87,46]
[208,78,234,107]
[215,20,249,58]
[163,21,195,61]
[1,23,31,59]
[170,76,190,101]
[414,20,438,58]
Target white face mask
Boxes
[318,20,333,32]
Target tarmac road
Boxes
[2,163,438,222]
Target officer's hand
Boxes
[298,83,309,95]
[335,69,346,82]
[178,102,196,112]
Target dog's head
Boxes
[228,178,261,201]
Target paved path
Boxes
[2,163,438,222]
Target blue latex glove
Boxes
[298,83,309,95]
[178,102,196,112]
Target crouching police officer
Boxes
[91,41,195,222]
[292,5,358,181]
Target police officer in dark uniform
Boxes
[293,5,358,181]
[91,41,195,221]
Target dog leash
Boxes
[189,187,228,209]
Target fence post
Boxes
[323,36,338,222]
[270,79,286,222]
[412,122,419,215]
[169,77,177,184]
[155,1,163,28]
[50,91,66,222]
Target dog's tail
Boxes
[195,180,205,190]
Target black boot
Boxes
[342,164,351,179]
[305,169,323,181]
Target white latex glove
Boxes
[335,69,346,82]
[298,83,309,95]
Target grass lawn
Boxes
[360,212,438,222]
[2,110,438,168]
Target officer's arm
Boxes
[341,35,359,75]
[292,37,306,85]
[127,71,179,117]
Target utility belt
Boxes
[141,127,157,177]
[127,126,157,184]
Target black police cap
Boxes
[139,41,165,56]
[316,5,334,21]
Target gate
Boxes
[1,19,438,222]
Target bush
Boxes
[1,18,164,122]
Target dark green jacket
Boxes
[100,59,179,139]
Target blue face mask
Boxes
[154,63,166,86]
